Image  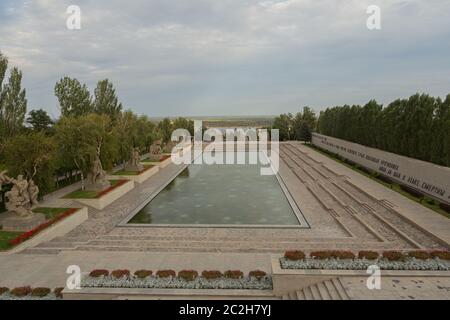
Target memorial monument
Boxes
[86,155,111,191]
[148,140,162,161]
[125,148,144,172]
[0,171,45,231]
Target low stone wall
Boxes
[140,156,172,169]
[270,256,450,295]
[76,180,134,210]
[62,287,275,300]
[311,133,450,205]
[1,207,88,255]
[108,166,159,184]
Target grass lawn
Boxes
[0,207,75,251]
[306,144,450,219]
[0,231,22,251]
[32,207,70,219]
[141,154,171,163]
[63,180,122,199]
[113,165,154,176]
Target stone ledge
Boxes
[62,287,275,300]
[0,207,88,255]
[108,166,159,184]
[270,255,450,295]
[75,180,134,210]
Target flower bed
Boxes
[95,180,128,198]
[0,287,63,300]
[280,250,450,271]
[82,269,272,290]
[6,208,79,247]
[63,180,128,199]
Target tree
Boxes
[0,67,27,138]
[55,116,98,190]
[26,109,54,132]
[3,132,55,194]
[55,77,93,117]
[157,118,173,143]
[172,117,194,136]
[273,113,293,141]
[298,122,312,143]
[93,79,123,121]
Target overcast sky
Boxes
[1,0,449,118]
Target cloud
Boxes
[1,0,449,117]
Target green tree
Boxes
[3,132,55,194]
[93,79,123,121]
[157,118,174,143]
[273,113,293,141]
[26,109,54,132]
[55,77,93,117]
[55,116,98,190]
[0,67,27,138]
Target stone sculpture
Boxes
[125,147,143,172]
[149,140,162,161]
[86,155,111,191]
[0,171,45,231]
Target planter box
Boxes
[76,180,134,210]
[0,207,88,255]
[62,287,275,300]
[271,256,450,295]
[109,166,159,184]
[140,156,172,169]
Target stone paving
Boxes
[1,142,449,299]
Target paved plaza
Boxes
[1,142,449,299]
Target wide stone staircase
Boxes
[280,278,350,300]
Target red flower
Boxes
[8,208,79,246]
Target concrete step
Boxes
[332,278,350,300]
[316,282,331,300]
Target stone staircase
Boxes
[280,278,350,300]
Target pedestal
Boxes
[1,212,46,232]
[125,164,144,172]
[85,180,111,192]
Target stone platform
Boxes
[0,212,45,232]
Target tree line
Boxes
[316,94,450,167]
[0,51,193,196]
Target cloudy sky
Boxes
[1,0,449,118]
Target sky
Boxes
[1,0,450,118]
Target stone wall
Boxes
[311,133,450,205]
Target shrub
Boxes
[284,250,305,261]
[330,250,356,260]
[201,270,223,279]
[31,287,51,297]
[407,251,431,260]
[430,250,450,260]
[439,202,450,213]
[224,270,244,279]
[309,250,355,260]
[310,251,333,260]
[382,251,405,261]
[111,269,130,279]
[249,270,267,280]
[376,174,393,185]
[89,269,109,278]
[156,270,176,278]
[134,270,152,279]
[0,287,9,295]
[10,286,32,297]
[358,251,379,260]
[399,185,424,199]
[54,287,64,298]
[178,270,198,281]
